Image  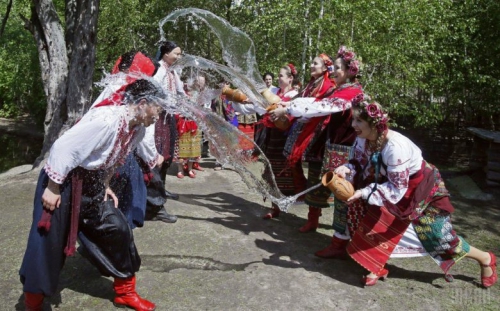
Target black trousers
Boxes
[78,198,140,279]
[20,169,140,296]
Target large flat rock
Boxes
[1,159,499,310]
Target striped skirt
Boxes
[176,130,202,160]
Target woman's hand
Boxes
[42,179,61,211]
[105,187,119,208]
[334,166,351,178]
[156,154,165,167]
[347,190,363,202]
[269,107,287,121]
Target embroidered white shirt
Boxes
[44,105,155,184]
[345,131,424,206]
[287,96,352,118]
[154,61,186,95]
[233,89,298,116]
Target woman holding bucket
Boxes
[331,96,497,287]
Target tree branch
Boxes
[0,0,13,38]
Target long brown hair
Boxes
[352,102,387,153]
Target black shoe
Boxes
[150,206,178,223]
[165,189,179,200]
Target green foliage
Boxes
[0,1,45,124]
[1,0,499,132]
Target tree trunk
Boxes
[0,0,13,38]
[66,0,100,114]
[300,0,310,84]
[315,0,324,55]
[21,0,100,167]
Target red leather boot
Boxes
[24,292,44,311]
[299,206,322,233]
[314,236,349,258]
[113,276,156,311]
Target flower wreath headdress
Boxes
[337,46,361,77]
[319,53,334,73]
[287,63,298,77]
[352,93,389,134]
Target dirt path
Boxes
[1,159,499,311]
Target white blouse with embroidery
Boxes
[44,105,156,184]
[90,73,160,165]
[233,89,298,116]
[287,96,352,118]
[136,125,159,168]
[344,131,424,206]
[154,61,185,95]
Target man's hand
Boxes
[105,188,119,208]
[42,179,61,211]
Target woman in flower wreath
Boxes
[270,46,363,241]
[233,63,304,218]
[332,97,497,287]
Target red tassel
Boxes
[143,172,153,185]
[37,210,53,232]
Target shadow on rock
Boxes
[141,254,259,273]
[384,264,477,288]
[175,192,362,286]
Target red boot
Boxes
[113,276,156,311]
[192,162,204,171]
[314,236,349,258]
[262,206,280,219]
[24,292,44,311]
[299,206,322,233]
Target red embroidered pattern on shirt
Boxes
[161,63,177,93]
[321,97,351,111]
[354,147,368,167]
[99,116,138,169]
[387,169,410,189]
[44,163,66,184]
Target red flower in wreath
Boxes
[343,51,355,62]
[348,60,360,76]
[366,103,382,119]
[288,63,297,77]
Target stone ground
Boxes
[0,158,499,311]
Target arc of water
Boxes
[159,8,269,108]
[155,8,327,211]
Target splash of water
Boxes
[93,8,328,212]
[156,92,286,204]
[159,8,268,108]
[174,54,267,107]
[156,10,328,211]
[95,71,324,212]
